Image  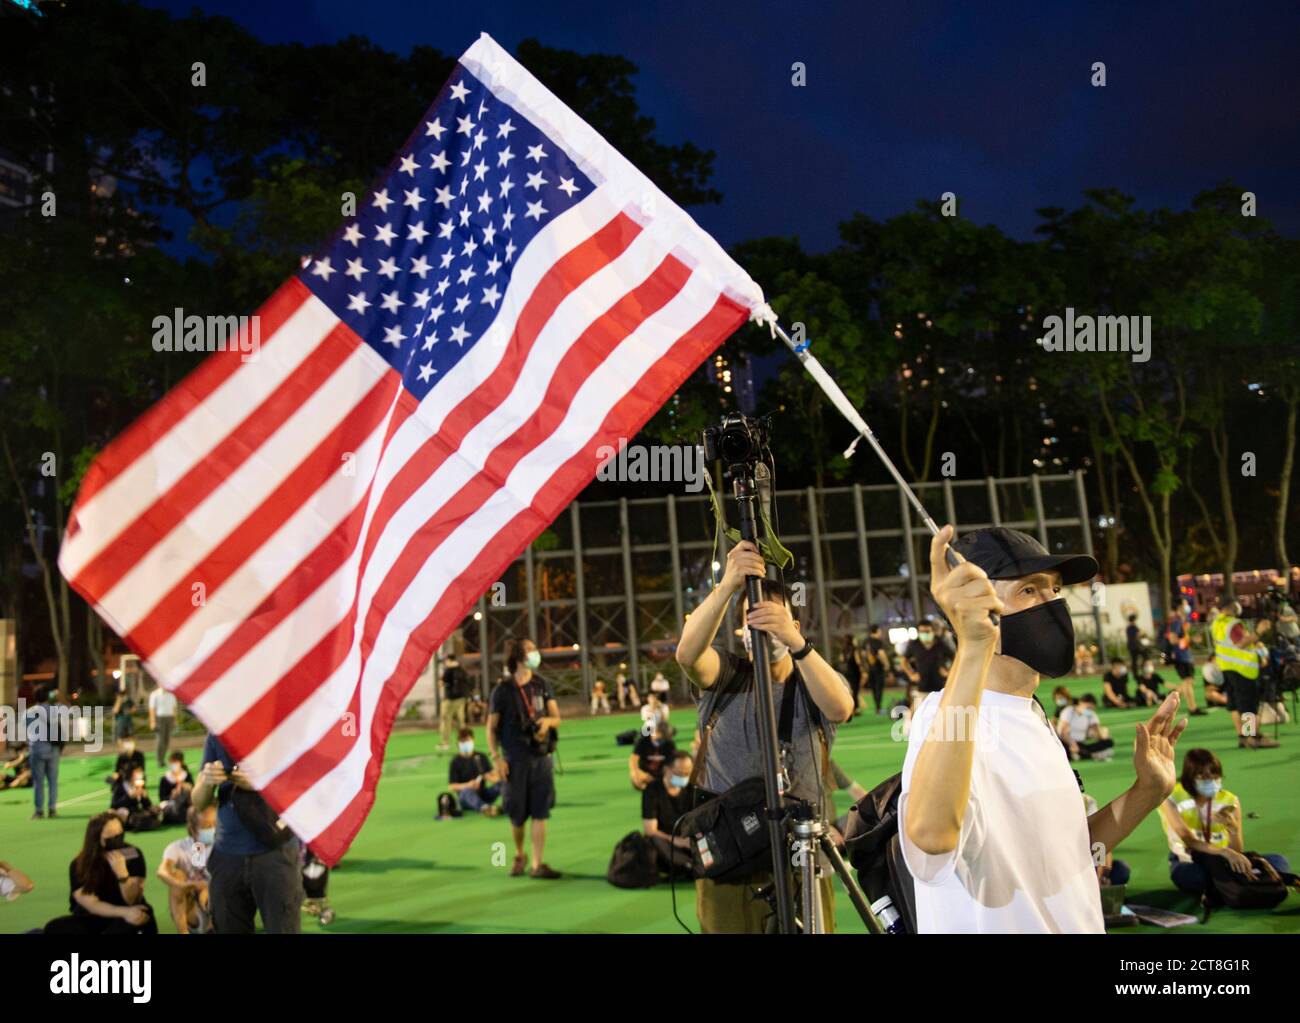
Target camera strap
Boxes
[703,470,794,571]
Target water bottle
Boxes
[871,894,904,934]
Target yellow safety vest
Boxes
[1164,782,1239,862]
[1212,615,1258,679]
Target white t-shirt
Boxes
[1202,662,1223,687]
[1059,704,1099,744]
[149,688,178,717]
[162,837,210,882]
[898,689,1105,933]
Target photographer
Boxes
[675,539,854,934]
[487,638,562,879]
[900,526,1186,933]
[192,733,304,933]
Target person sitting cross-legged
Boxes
[448,728,501,816]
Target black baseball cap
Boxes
[949,526,1098,586]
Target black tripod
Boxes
[729,469,798,934]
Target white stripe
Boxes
[59,295,336,580]
[282,269,722,841]
[235,217,680,786]
[97,337,391,633]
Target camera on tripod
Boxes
[702,412,771,473]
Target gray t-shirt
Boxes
[694,647,845,809]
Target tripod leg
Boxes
[819,832,884,934]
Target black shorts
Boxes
[1223,671,1260,715]
[503,754,555,827]
[1173,660,1193,680]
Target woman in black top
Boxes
[43,812,157,935]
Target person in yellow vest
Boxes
[1211,601,1279,749]
[1158,748,1290,894]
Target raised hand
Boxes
[1133,691,1188,798]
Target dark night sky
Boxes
[142,0,1299,250]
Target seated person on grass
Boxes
[111,768,160,831]
[1,748,31,789]
[1057,694,1115,761]
[1136,660,1166,707]
[1101,658,1132,709]
[641,750,694,877]
[629,721,676,791]
[448,728,501,816]
[1158,747,1291,896]
[156,804,215,934]
[1200,653,1230,708]
[158,751,194,825]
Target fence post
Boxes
[899,486,922,621]
[571,502,591,697]
[477,594,490,696]
[524,543,538,647]
[667,493,685,643]
[619,498,640,686]
[1074,470,1106,648]
[1030,474,1049,546]
[852,483,873,627]
[807,486,833,653]
[987,476,1001,526]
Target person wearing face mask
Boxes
[1101,657,1132,708]
[487,638,562,878]
[675,539,855,933]
[1200,653,1230,708]
[902,620,953,711]
[1136,659,1167,708]
[1050,685,1073,719]
[642,749,695,877]
[158,803,217,933]
[900,526,1187,933]
[448,727,501,816]
[43,812,157,935]
[1159,748,1290,895]
[112,766,161,831]
[107,736,145,791]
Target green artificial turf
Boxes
[3,673,1298,933]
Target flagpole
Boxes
[759,312,998,625]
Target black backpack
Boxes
[606,832,659,888]
[842,772,918,933]
[1193,850,1296,911]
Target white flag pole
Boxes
[749,305,995,621]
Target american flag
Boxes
[58,33,764,865]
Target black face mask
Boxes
[102,834,127,851]
[999,598,1075,678]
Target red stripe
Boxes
[168,388,418,705]
[72,318,355,603]
[127,370,405,660]
[256,253,691,807]
[70,279,311,516]
[175,213,641,745]
[300,292,748,865]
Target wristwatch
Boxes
[790,638,815,661]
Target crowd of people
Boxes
[6,546,1297,936]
